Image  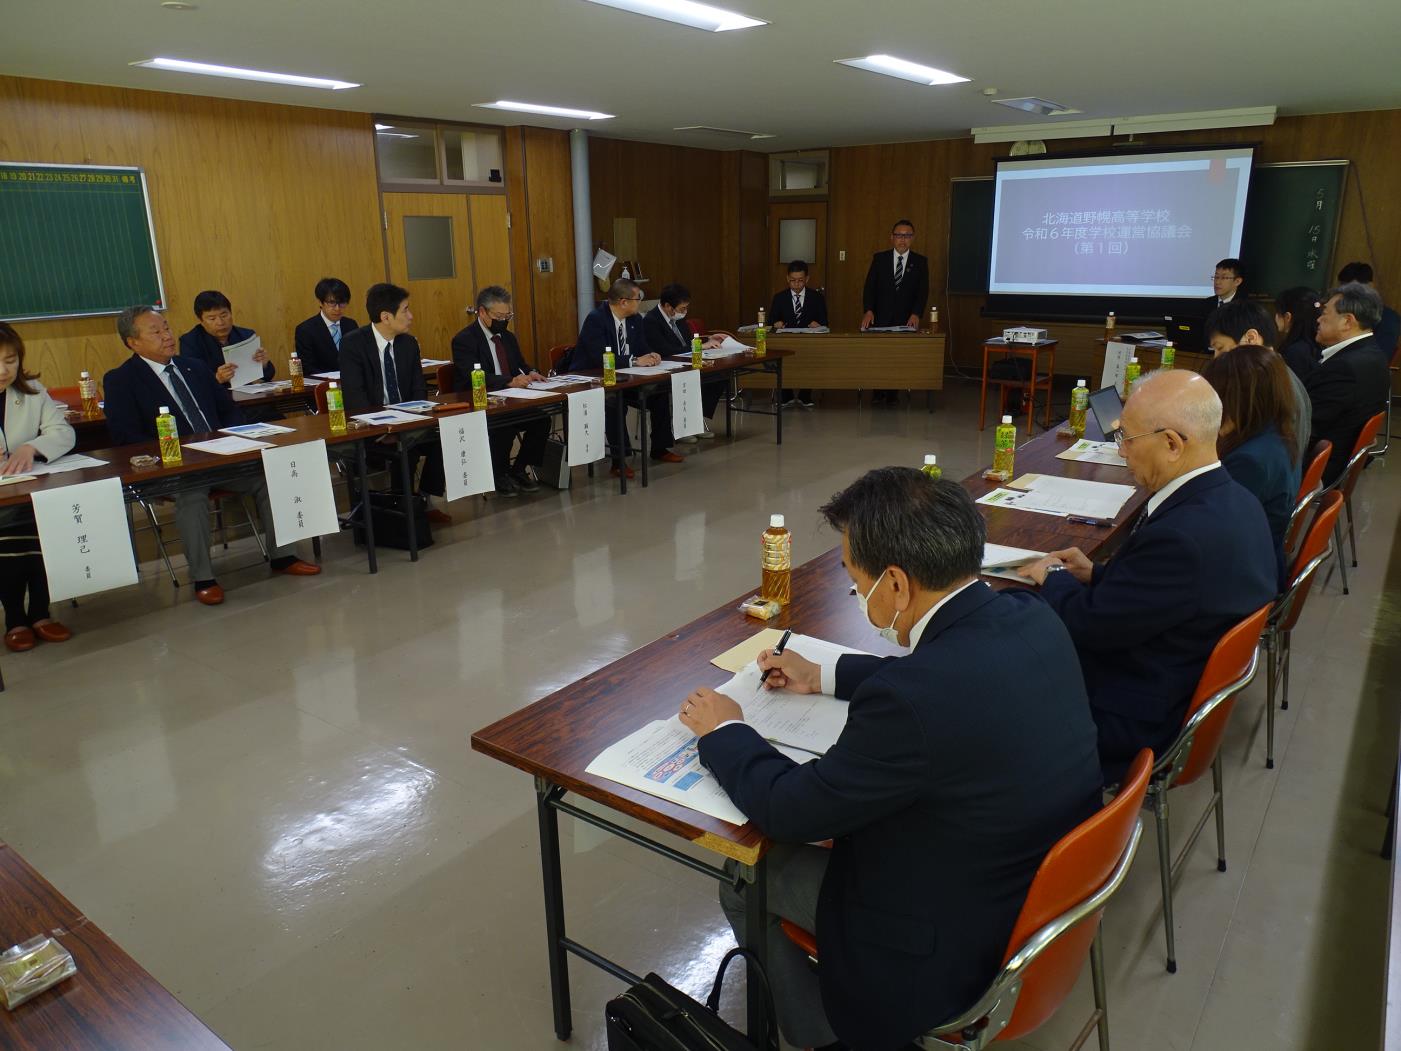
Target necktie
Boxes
[383,341,401,404]
[490,334,509,376]
[894,255,905,290]
[331,323,341,350]
[164,363,212,433]
[617,321,629,361]
[793,293,803,326]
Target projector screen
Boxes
[988,147,1254,298]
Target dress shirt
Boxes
[1317,331,1372,366]
[1215,293,1237,308]
[141,354,182,407]
[322,312,341,336]
[1144,462,1221,519]
[371,325,396,404]
[478,318,512,375]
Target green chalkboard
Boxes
[947,161,1350,296]
[1239,161,1347,293]
[0,162,165,322]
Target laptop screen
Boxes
[1088,385,1124,437]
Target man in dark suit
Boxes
[293,277,358,376]
[338,283,449,521]
[1204,257,1245,316]
[862,220,928,404]
[104,305,321,605]
[1306,281,1392,484]
[680,469,1101,1051]
[450,285,548,495]
[1020,370,1276,781]
[770,259,828,408]
[178,290,275,386]
[574,278,682,477]
[641,282,730,441]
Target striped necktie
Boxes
[164,363,212,432]
[894,255,906,289]
[792,293,803,326]
[617,320,628,361]
[383,341,401,403]
[330,323,341,350]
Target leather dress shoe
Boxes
[195,584,225,606]
[275,559,322,576]
[510,469,541,493]
[426,508,453,525]
[610,463,636,479]
[33,621,72,643]
[4,627,36,652]
[496,474,521,497]
[651,451,685,464]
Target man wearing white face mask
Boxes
[679,468,1101,1051]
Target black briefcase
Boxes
[351,491,434,551]
[605,948,778,1051]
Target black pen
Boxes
[757,629,793,692]
[1067,515,1113,527]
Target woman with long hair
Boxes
[1274,286,1321,380]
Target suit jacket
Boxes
[1040,467,1277,773]
[862,250,928,327]
[573,303,650,370]
[338,325,426,415]
[1373,305,1400,361]
[293,313,358,377]
[1203,293,1244,317]
[1279,336,1319,383]
[769,287,829,329]
[700,584,1102,1051]
[1304,334,1391,484]
[102,353,243,444]
[451,321,530,392]
[1222,426,1300,588]
[641,305,696,356]
[178,323,276,383]
[2,382,75,464]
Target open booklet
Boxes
[584,633,870,824]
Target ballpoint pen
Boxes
[756,629,792,694]
[1067,515,1113,527]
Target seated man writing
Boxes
[1019,370,1276,781]
[680,469,1102,1051]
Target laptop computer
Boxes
[1164,315,1203,352]
[1088,385,1124,437]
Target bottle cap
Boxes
[329,382,338,388]
[1109,311,1116,316]
[1165,340,1174,346]
[159,405,170,413]
[924,454,937,465]
[81,370,90,378]
[1130,357,1138,364]
[474,362,481,369]
[1001,414,1013,424]
[769,514,785,528]
[1076,378,1086,387]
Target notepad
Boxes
[184,436,273,455]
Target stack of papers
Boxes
[719,336,753,354]
[221,423,294,438]
[421,358,452,368]
[185,436,273,456]
[977,475,1135,519]
[15,454,109,477]
[981,542,1045,582]
[530,377,588,390]
[865,325,918,333]
[221,333,264,389]
[493,387,556,400]
[617,366,673,376]
[388,400,437,412]
[1055,439,1127,467]
[350,410,433,425]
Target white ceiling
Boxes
[7,0,1401,151]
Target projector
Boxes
[1003,327,1048,344]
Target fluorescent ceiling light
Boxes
[580,0,766,32]
[131,57,358,90]
[474,100,614,120]
[836,54,968,86]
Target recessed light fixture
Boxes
[131,57,359,90]
[836,54,968,86]
[673,125,775,140]
[580,0,766,32]
[992,97,1079,117]
[160,1,198,9]
[474,100,614,121]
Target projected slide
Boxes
[988,147,1254,298]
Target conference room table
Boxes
[0,839,230,1049]
[734,328,946,395]
[470,418,1146,1042]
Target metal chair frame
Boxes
[1322,411,1386,594]
[136,491,269,588]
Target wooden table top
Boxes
[471,419,1147,864]
[0,841,229,1050]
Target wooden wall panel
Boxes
[468,194,512,293]
[0,75,385,386]
[521,128,578,364]
[737,151,769,326]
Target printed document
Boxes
[981,542,1045,582]
[1011,474,1135,518]
[221,423,295,438]
[586,720,749,826]
[1055,439,1127,467]
[221,333,264,389]
[493,387,555,400]
[185,435,274,455]
[23,453,109,476]
[350,410,433,425]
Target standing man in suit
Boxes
[681,469,1101,1051]
[450,285,548,495]
[293,277,358,376]
[574,278,682,477]
[771,259,828,408]
[641,282,730,442]
[1205,258,1245,315]
[1020,370,1276,781]
[1337,261,1400,359]
[339,283,450,522]
[862,220,928,404]
[178,290,274,385]
[103,306,321,605]
[1306,281,1392,484]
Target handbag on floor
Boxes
[604,947,779,1051]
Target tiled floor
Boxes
[2,381,1395,1050]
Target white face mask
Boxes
[672,310,687,321]
[854,569,901,645]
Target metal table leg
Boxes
[355,439,377,574]
[725,373,734,438]
[738,855,769,1037]
[775,360,783,445]
[613,389,627,495]
[640,392,650,489]
[397,440,419,562]
[536,778,573,1040]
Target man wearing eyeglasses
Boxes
[573,278,683,478]
[1206,258,1245,313]
[1018,369,1276,781]
[450,286,549,495]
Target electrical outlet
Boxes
[838,250,846,261]
[537,257,553,273]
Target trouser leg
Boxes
[218,475,297,561]
[488,428,513,477]
[174,487,217,582]
[0,568,27,630]
[518,417,550,467]
[648,396,674,456]
[25,556,50,623]
[701,381,723,421]
[718,843,836,1049]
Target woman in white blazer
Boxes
[0,323,76,651]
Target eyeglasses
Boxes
[1110,425,1181,448]
[487,310,514,321]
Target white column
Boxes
[570,129,595,327]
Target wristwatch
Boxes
[1044,563,1067,576]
